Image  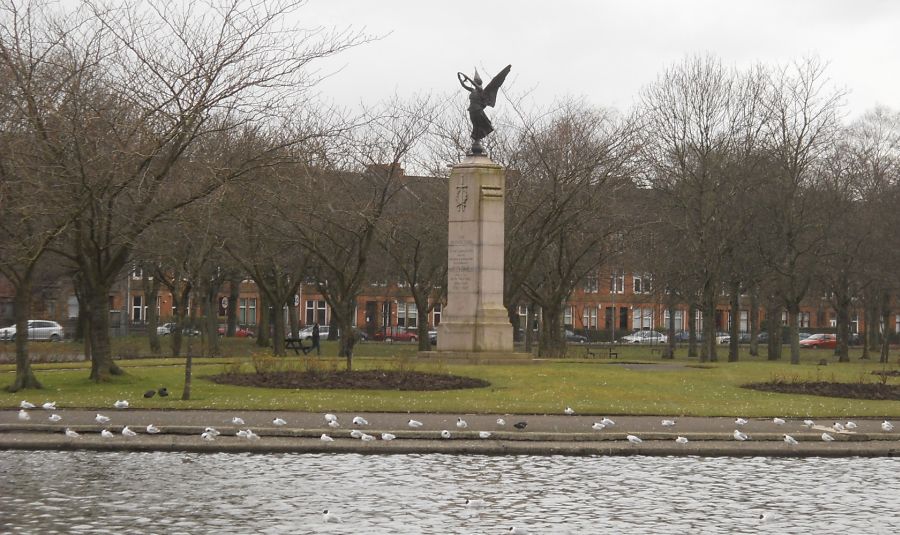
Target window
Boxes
[240,298,258,325]
[850,313,859,333]
[563,306,573,327]
[582,307,598,329]
[740,310,748,333]
[798,312,810,329]
[67,296,79,319]
[633,273,651,294]
[132,295,143,322]
[695,309,703,332]
[895,314,900,334]
[305,300,326,325]
[584,273,599,293]
[131,267,143,279]
[433,303,441,326]
[609,269,624,294]
[398,302,418,329]
[664,309,684,331]
[632,307,653,330]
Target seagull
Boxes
[18,410,30,421]
[456,417,468,429]
[733,430,749,441]
[143,390,156,398]
[328,420,341,428]
[322,510,341,523]
[496,418,506,426]
[773,418,786,425]
[146,424,160,434]
[465,498,487,509]
[759,512,771,523]
[114,400,129,409]
[381,433,396,441]
[236,429,250,438]
[272,417,287,426]
[157,387,169,397]
[783,434,798,445]
[20,400,36,409]
[101,429,114,438]
[882,421,894,432]
[591,422,606,431]
[352,416,368,426]
[508,528,530,534]
[845,421,858,430]
[232,417,245,426]
[821,432,835,442]
[832,422,845,432]
[360,433,376,442]
[626,435,643,444]
[320,433,334,442]
[48,414,62,422]
[408,419,423,428]
[802,419,815,427]
[64,428,80,438]
[735,418,748,426]
[350,429,363,439]
[324,413,338,423]
[122,426,137,437]
[204,427,221,436]
[478,431,492,439]
[675,436,689,444]
[441,430,451,439]
[600,417,615,427]
[513,422,528,430]
[245,429,260,440]
[95,413,110,424]
[201,431,216,441]
[564,406,575,415]
[661,419,676,427]
[41,402,56,410]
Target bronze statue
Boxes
[457,64,511,155]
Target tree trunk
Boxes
[334,302,357,370]
[835,291,851,363]
[687,302,698,358]
[766,300,781,361]
[271,301,286,357]
[226,275,240,336]
[701,287,716,363]
[288,301,299,340]
[256,292,270,348]
[414,292,431,352]
[728,281,740,362]
[88,287,123,381]
[144,272,161,354]
[524,303,535,354]
[879,295,890,364]
[749,287,759,357]
[7,277,43,392]
[205,284,220,357]
[507,304,521,343]
[787,301,801,365]
[538,300,565,358]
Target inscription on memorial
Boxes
[448,241,475,292]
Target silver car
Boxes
[0,320,65,341]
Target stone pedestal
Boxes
[436,155,514,352]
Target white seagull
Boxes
[324,413,338,423]
[845,421,858,430]
[733,430,749,441]
[381,433,396,441]
[360,433,376,442]
[320,433,334,442]
[456,417,468,429]
[661,419,676,427]
[832,422,845,432]
[626,435,643,444]
[101,429,115,438]
[465,498,487,509]
[232,417,245,425]
[600,417,615,427]
[114,400,129,409]
[773,418,786,425]
[735,418,748,426]
[350,429,363,439]
[122,426,137,437]
[478,431,492,439]
[95,414,110,424]
[236,429,250,438]
[64,428,80,438]
[441,430,451,439]
[564,406,575,415]
[322,509,342,523]
[352,416,368,426]
[20,400,36,409]
[204,427,221,436]
[591,422,606,431]
[821,432,835,442]
[328,420,341,428]
[18,410,30,421]
[675,436,689,444]
[408,419,424,428]
[272,418,287,426]
[508,527,530,534]
[201,431,216,441]
[882,421,894,432]
[146,424,160,434]
[783,434,798,445]
[48,414,62,422]
[42,402,56,410]
[802,419,815,427]
[496,418,506,426]
[245,429,260,440]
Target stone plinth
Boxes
[436,155,513,352]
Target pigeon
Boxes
[48,414,62,422]
[204,427,221,437]
[381,433,396,441]
[441,430,451,439]
[626,435,643,444]
[675,436,689,444]
[783,434,798,445]
[496,418,506,426]
[350,429,363,439]
[821,432,835,442]
[324,413,338,423]
[272,418,287,426]
[328,420,341,428]
[18,410,30,421]
[122,426,137,437]
[200,431,216,441]
[360,433,376,442]
[733,430,749,441]
[101,429,114,438]
[232,417,245,425]
[513,422,528,430]
[320,433,334,442]
[322,510,341,523]
[465,498,487,509]
[802,419,815,427]
[845,421,858,430]
[95,414,110,424]
[146,424,160,434]
[143,390,156,398]
[41,402,56,410]
[20,400,36,409]
[64,428,80,438]
[352,416,368,426]
[591,422,606,431]
[773,418,786,425]
[832,422,845,432]
[882,421,894,432]
[478,431,492,439]
[564,406,575,415]
[661,419,676,427]
[114,400,129,409]
[735,418,748,426]
[456,417,468,429]
[408,419,424,428]
[157,388,169,397]
[600,417,615,427]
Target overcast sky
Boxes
[299,0,899,121]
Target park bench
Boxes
[584,343,618,359]
[284,337,308,355]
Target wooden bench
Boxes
[284,337,308,355]
[585,344,618,359]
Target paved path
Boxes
[2,409,898,457]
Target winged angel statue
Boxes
[457,64,511,155]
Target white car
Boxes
[0,320,64,341]
[298,325,329,340]
[620,330,668,344]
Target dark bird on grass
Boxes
[513,422,527,430]
[158,388,169,397]
[143,390,156,398]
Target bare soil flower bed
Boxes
[745,381,900,401]
[209,370,490,391]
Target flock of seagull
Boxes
[14,400,897,446]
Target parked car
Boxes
[373,327,418,342]
[620,330,667,344]
[0,320,64,341]
[298,325,330,341]
[217,326,255,338]
[429,329,437,345]
[800,333,837,349]
[565,329,588,343]
[157,323,200,336]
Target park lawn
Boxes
[2,344,899,417]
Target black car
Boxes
[565,330,588,343]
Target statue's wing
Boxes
[482,64,511,108]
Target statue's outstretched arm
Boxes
[457,72,473,92]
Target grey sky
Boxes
[300,0,899,120]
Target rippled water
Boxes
[1,451,898,534]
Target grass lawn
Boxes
[2,338,899,417]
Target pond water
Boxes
[1,451,898,534]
